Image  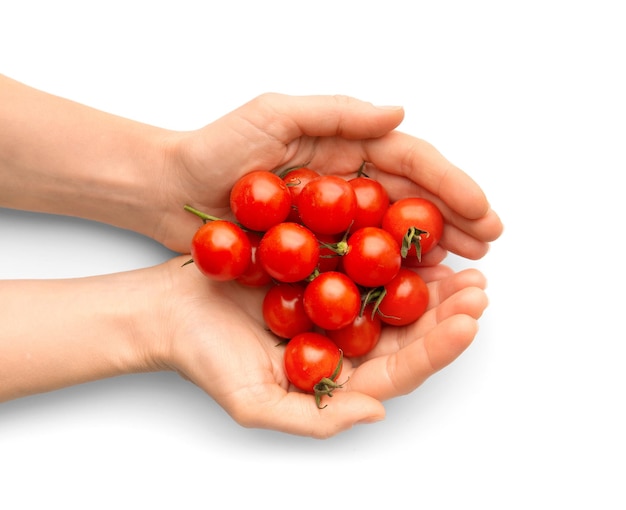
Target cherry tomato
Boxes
[283,332,344,408]
[296,175,357,235]
[191,220,251,281]
[303,271,361,330]
[262,283,313,339]
[342,227,401,287]
[348,176,390,230]
[236,231,272,287]
[258,222,320,283]
[325,304,381,358]
[230,170,292,231]
[381,197,444,261]
[316,232,342,273]
[281,167,320,223]
[376,267,429,326]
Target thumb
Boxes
[237,93,404,141]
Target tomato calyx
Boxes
[361,286,401,322]
[401,226,430,261]
[313,351,346,409]
[317,233,350,258]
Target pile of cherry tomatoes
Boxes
[185,165,444,408]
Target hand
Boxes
[153,256,489,438]
[155,94,503,258]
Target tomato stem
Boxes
[183,204,222,223]
[184,204,248,230]
[356,160,369,177]
[277,161,312,179]
[313,351,347,409]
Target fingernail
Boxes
[374,104,403,111]
[357,415,385,425]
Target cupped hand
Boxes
[155,94,503,259]
[156,256,489,438]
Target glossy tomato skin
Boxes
[191,220,251,281]
[283,332,342,393]
[262,283,313,339]
[258,222,320,283]
[348,176,390,230]
[377,268,429,326]
[296,175,357,235]
[230,170,292,232]
[303,271,361,330]
[282,167,320,223]
[325,304,381,358]
[236,231,272,287]
[316,232,342,273]
[342,227,401,287]
[381,197,444,260]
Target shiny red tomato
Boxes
[262,283,313,339]
[381,197,444,262]
[258,222,320,283]
[283,332,344,408]
[296,175,357,235]
[348,176,390,230]
[325,304,381,358]
[316,232,342,273]
[342,227,401,287]
[230,170,292,231]
[236,231,272,287]
[376,268,429,326]
[281,167,320,223]
[191,220,251,281]
[303,271,361,330]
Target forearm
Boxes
[0,268,165,402]
[0,74,172,240]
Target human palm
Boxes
[161,256,488,438]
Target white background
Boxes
[1,1,625,508]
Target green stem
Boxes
[183,204,222,223]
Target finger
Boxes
[428,267,488,302]
[363,270,488,359]
[365,162,503,256]
[242,93,405,141]
[348,314,479,401]
[438,225,492,260]
[363,131,491,220]
[229,384,385,439]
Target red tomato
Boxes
[303,271,361,330]
[316,232,342,273]
[282,167,320,223]
[348,176,390,230]
[283,332,344,408]
[236,231,272,287]
[342,227,401,287]
[191,220,251,281]
[296,175,357,235]
[325,304,381,358]
[258,222,320,283]
[381,197,444,262]
[230,170,292,231]
[262,283,313,339]
[376,268,429,326]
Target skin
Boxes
[0,74,503,438]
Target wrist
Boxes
[0,267,170,402]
